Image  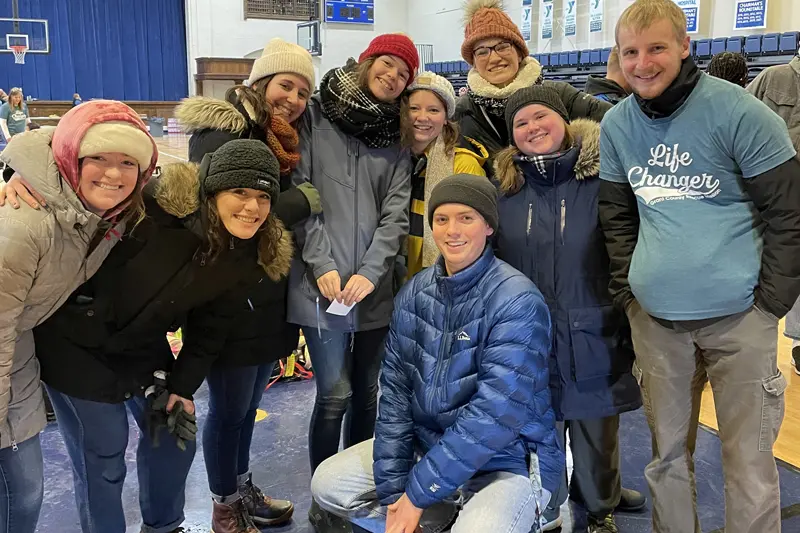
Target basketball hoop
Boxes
[10,44,26,64]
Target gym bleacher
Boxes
[425,30,800,92]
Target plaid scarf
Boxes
[515,149,571,178]
[319,59,401,149]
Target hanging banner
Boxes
[563,0,577,37]
[521,0,532,41]
[672,0,699,33]
[589,0,603,34]
[734,0,768,30]
[540,0,553,41]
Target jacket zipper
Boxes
[350,140,358,331]
[526,203,532,236]
[429,298,452,412]
[7,421,17,451]
[560,199,566,245]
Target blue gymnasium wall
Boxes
[0,0,188,101]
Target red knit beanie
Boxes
[359,33,420,84]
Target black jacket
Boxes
[455,80,612,155]
[174,95,314,368]
[34,164,294,403]
[584,76,629,106]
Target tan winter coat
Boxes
[0,129,123,449]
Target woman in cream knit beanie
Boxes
[400,71,489,278]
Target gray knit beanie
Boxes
[428,173,498,231]
[200,139,281,201]
[505,85,570,136]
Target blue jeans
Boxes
[304,327,387,472]
[784,297,800,341]
[0,434,43,533]
[203,362,274,498]
[45,386,196,533]
[311,439,543,533]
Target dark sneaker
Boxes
[588,513,618,533]
[616,487,647,512]
[535,507,563,531]
[238,474,294,526]
[792,346,800,375]
[308,499,352,533]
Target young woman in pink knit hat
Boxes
[0,100,157,533]
[285,33,418,531]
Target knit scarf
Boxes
[266,115,300,176]
[319,59,401,149]
[467,57,545,117]
[421,136,456,268]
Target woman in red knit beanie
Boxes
[287,33,418,531]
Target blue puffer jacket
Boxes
[494,119,641,421]
[373,246,563,509]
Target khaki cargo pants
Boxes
[628,302,786,533]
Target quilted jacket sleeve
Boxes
[405,284,552,509]
[0,216,41,428]
[373,280,417,505]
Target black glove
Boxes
[166,401,198,452]
[145,388,170,448]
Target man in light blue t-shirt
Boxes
[598,1,800,532]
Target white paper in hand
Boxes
[326,300,355,316]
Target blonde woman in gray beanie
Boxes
[400,71,489,280]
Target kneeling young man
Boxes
[311,173,562,533]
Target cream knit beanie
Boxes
[406,72,457,118]
[78,121,155,171]
[247,38,315,89]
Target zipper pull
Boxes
[560,199,566,244]
[526,203,533,236]
[11,439,18,451]
[229,237,235,250]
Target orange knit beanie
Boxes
[461,0,529,65]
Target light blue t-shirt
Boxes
[0,102,28,137]
[600,74,797,320]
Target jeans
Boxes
[0,434,43,533]
[628,303,784,533]
[46,386,197,533]
[311,439,541,533]
[784,297,800,341]
[203,362,275,498]
[304,327,387,472]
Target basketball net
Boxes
[10,45,27,65]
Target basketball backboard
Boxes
[0,18,49,55]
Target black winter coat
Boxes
[494,120,640,420]
[34,164,294,403]
[174,95,314,367]
[455,80,612,156]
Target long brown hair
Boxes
[225,76,274,130]
[356,58,376,91]
[400,90,459,154]
[202,196,285,270]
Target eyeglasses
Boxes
[473,41,514,60]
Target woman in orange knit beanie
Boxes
[456,0,611,156]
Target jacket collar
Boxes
[0,127,103,235]
[435,245,495,298]
[791,56,800,77]
[633,56,701,119]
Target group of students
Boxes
[1,1,799,533]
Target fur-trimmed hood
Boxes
[175,96,250,135]
[493,118,600,194]
[152,161,293,281]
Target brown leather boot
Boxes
[210,498,260,533]
[239,473,294,526]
